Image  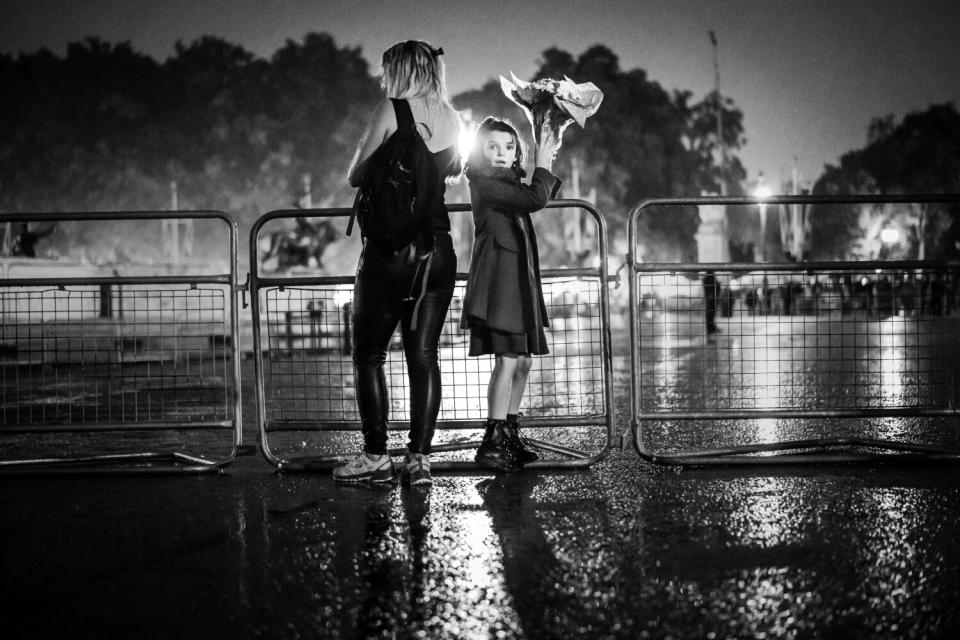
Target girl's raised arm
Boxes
[477,121,561,212]
[475,168,559,213]
[347,99,398,187]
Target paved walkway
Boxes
[4,434,960,638]
[3,330,960,638]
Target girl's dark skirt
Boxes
[468,321,548,356]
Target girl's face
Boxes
[481,130,517,168]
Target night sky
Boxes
[3,0,959,191]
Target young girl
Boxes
[462,117,561,471]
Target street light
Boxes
[879,228,900,245]
[754,174,772,262]
[709,30,726,195]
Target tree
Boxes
[0,33,379,271]
[810,103,960,260]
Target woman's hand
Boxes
[534,123,559,169]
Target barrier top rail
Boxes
[628,193,960,269]
[249,201,610,279]
[1,210,238,285]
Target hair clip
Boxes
[432,47,444,57]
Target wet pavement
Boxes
[4,330,960,639]
[5,449,960,638]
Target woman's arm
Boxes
[472,120,562,211]
[347,99,397,187]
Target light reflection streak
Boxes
[462,510,499,588]
[730,479,792,547]
[721,479,800,631]
[750,338,783,444]
[455,508,515,639]
[879,316,906,406]
[752,350,781,410]
[851,489,924,612]
[880,349,905,407]
[879,318,907,407]
[658,307,675,366]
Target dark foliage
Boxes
[1,37,746,266]
[810,103,960,260]
[0,34,379,267]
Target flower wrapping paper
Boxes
[500,72,604,144]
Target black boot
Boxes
[504,417,538,464]
[475,418,522,472]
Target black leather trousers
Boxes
[352,232,456,455]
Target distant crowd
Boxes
[717,272,958,318]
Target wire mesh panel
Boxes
[636,268,959,412]
[628,195,960,465]
[250,204,616,471]
[0,211,241,473]
[2,286,231,424]
[261,279,607,425]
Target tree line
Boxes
[3,32,955,268]
[809,103,960,260]
[0,33,746,269]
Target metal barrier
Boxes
[0,211,242,473]
[249,202,616,471]
[628,194,960,465]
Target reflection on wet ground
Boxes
[636,311,960,455]
[3,330,960,638]
[638,312,960,412]
[4,454,960,638]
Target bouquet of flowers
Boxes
[500,72,604,145]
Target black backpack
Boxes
[347,99,441,255]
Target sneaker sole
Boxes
[333,469,396,483]
[403,468,433,485]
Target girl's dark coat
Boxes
[462,166,562,334]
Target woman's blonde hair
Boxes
[380,40,448,100]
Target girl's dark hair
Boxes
[465,116,527,179]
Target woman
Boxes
[337,40,462,486]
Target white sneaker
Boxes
[403,452,432,486]
[333,452,395,483]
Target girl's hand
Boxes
[535,124,559,169]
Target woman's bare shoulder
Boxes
[371,98,397,130]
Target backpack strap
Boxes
[405,250,435,331]
[390,98,416,133]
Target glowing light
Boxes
[753,185,772,200]
[458,126,477,163]
[880,228,900,244]
[333,288,352,308]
